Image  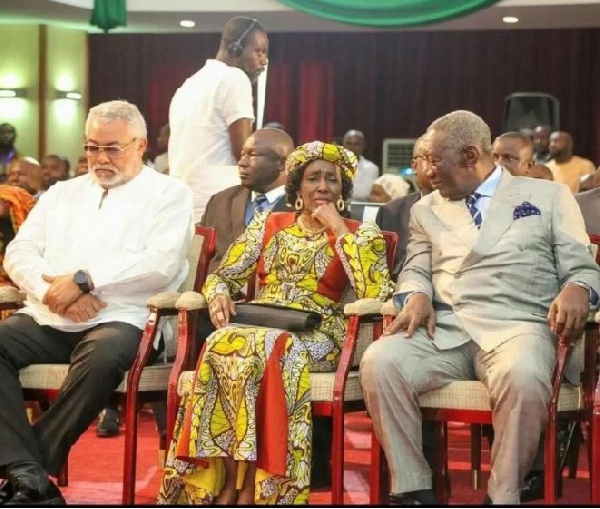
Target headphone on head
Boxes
[227,18,258,58]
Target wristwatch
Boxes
[73,270,90,293]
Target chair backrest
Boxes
[179,224,217,293]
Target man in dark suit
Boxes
[376,136,432,279]
[576,186,600,235]
[201,127,294,273]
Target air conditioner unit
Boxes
[382,138,417,175]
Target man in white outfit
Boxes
[169,17,269,221]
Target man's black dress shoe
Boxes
[519,470,563,502]
[0,480,12,506]
[389,489,436,506]
[97,407,120,438]
[482,494,492,505]
[4,464,65,506]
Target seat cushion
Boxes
[19,363,172,392]
[418,380,583,412]
[177,369,364,403]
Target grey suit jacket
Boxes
[201,185,291,273]
[575,187,600,236]
[397,170,600,353]
[376,191,421,279]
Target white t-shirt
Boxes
[169,59,255,220]
[352,156,380,200]
[4,167,193,333]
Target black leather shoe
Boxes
[0,479,12,505]
[5,469,65,506]
[519,470,563,502]
[97,407,119,437]
[389,490,436,506]
[482,494,492,505]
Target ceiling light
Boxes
[180,20,195,28]
[502,16,519,24]
[55,90,82,101]
[0,88,27,98]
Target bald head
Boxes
[492,132,534,176]
[7,157,43,195]
[343,129,365,158]
[549,131,573,161]
[238,128,295,193]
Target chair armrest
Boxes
[176,291,208,311]
[344,298,383,316]
[0,285,25,305]
[380,298,398,316]
[147,291,181,310]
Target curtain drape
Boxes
[90,0,127,32]
[279,0,501,27]
[89,29,600,167]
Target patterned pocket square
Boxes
[513,201,541,220]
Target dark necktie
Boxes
[253,193,269,214]
[465,192,482,229]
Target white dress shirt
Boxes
[5,166,193,332]
[351,156,380,200]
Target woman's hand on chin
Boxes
[312,202,349,237]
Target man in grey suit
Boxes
[201,127,294,273]
[360,110,600,505]
[576,186,600,235]
[376,136,432,279]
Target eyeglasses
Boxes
[83,138,137,158]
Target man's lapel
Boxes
[232,187,250,231]
[431,192,479,253]
[461,170,524,268]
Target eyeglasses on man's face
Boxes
[83,138,137,158]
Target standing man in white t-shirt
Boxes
[169,17,269,221]
[343,129,380,201]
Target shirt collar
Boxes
[251,185,285,205]
[473,165,502,198]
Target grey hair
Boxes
[427,110,492,157]
[85,100,147,139]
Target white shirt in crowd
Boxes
[169,59,255,221]
[5,166,193,333]
[153,152,169,174]
[352,156,380,200]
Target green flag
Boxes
[90,0,127,33]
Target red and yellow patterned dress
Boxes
[158,211,391,505]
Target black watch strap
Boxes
[73,270,90,293]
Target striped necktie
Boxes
[253,193,269,214]
[465,192,482,229]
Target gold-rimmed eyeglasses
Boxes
[83,138,137,158]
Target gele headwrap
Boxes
[285,141,358,181]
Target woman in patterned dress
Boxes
[158,141,391,505]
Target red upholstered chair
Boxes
[586,234,600,504]
[369,234,600,505]
[167,229,398,504]
[11,223,216,505]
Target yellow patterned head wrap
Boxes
[285,141,358,181]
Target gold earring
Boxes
[295,196,304,211]
[336,198,345,211]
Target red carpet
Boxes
[58,409,592,505]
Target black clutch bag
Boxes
[231,303,322,332]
